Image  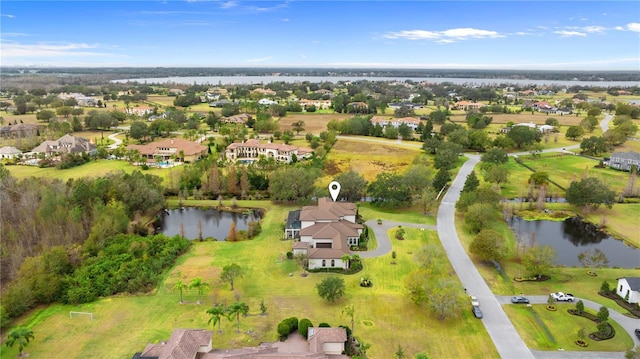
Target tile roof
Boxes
[299,198,356,222]
[308,327,347,354]
[141,329,212,359]
[127,138,208,156]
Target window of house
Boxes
[331,260,335,267]
[620,285,623,292]
[322,260,326,267]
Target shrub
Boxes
[318,322,331,328]
[597,306,609,322]
[298,318,313,337]
[277,322,291,340]
[575,300,584,315]
[286,251,294,259]
[285,316,299,332]
[600,280,610,293]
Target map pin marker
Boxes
[328,181,341,202]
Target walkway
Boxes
[107,132,123,149]
[358,220,435,258]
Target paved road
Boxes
[436,154,536,358]
[358,220,436,258]
[600,113,614,133]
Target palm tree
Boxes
[6,326,34,357]
[206,304,226,334]
[190,277,210,304]
[342,304,356,334]
[173,280,188,303]
[226,301,249,333]
[341,254,351,271]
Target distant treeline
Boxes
[1,67,639,82]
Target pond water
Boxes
[155,207,261,241]
[509,216,640,268]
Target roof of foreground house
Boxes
[127,138,208,156]
[610,151,640,162]
[299,198,356,222]
[619,277,640,291]
[308,327,347,354]
[140,329,212,359]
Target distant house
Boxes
[299,98,332,110]
[388,102,422,110]
[59,92,97,107]
[0,123,42,139]
[290,197,363,270]
[135,327,347,359]
[370,116,420,130]
[221,113,252,125]
[258,98,277,106]
[251,88,276,96]
[29,134,96,157]
[126,106,154,116]
[225,139,313,164]
[616,277,640,304]
[452,101,485,111]
[0,146,22,159]
[127,138,208,163]
[606,151,640,172]
[209,99,233,108]
[501,122,555,134]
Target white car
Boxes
[550,292,574,302]
[470,295,480,307]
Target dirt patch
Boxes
[277,113,348,134]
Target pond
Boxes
[155,207,262,241]
[509,216,640,268]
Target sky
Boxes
[1,1,639,70]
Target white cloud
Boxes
[281,18,289,22]
[627,23,640,32]
[1,42,117,58]
[1,13,15,18]
[615,26,625,31]
[554,30,586,37]
[383,27,502,42]
[243,56,273,63]
[581,26,605,33]
[220,1,237,9]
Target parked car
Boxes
[550,292,574,302]
[470,295,480,307]
[511,296,530,304]
[635,328,640,340]
[472,306,483,319]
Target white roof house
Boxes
[0,146,22,159]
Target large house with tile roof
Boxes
[127,138,208,163]
[135,327,348,359]
[289,198,363,270]
[370,116,420,130]
[29,134,96,157]
[225,139,313,164]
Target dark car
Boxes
[511,296,530,304]
[635,328,640,340]
[472,306,483,319]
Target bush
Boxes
[575,300,584,315]
[318,322,331,328]
[277,322,291,340]
[285,316,299,332]
[298,318,313,337]
[286,251,294,259]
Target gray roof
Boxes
[621,277,640,291]
[286,210,301,230]
[610,151,640,162]
[0,146,22,155]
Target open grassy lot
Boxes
[277,113,349,134]
[498,153,638,199]
[2,201,497,359]
[5,159,172,183]
[319,136,424,184]
[503,305,634,351]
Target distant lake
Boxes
[112,75,639,88]
[509,216,640,268]
[155,207,261,241]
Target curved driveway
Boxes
[359,220,435,258]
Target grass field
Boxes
[2,200,497,359]
[503,305,634,351]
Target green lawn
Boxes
[504,305,634,351]
[2,201,497,359]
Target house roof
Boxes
[0,146,22,155]
[31,134,96,154]
[140,329,212,359]
[127,138,208,156]
[299,197,356,222]
[619,277,640,291]
[308,327,347,354]
[610,151,640,162]
[226,139,312,156]
[286,210,301,230]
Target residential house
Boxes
[29,134,97,157]
[289,197,363,270]
[616,277,640,304]
[388,102,423,110]
[135,327,348,359]
[0,123,42,139]
[225,139,313,164]
[221,113,252,125]
[0,146,22,159]
[258,98,278,106]
[168,89,184,96]
[126,106,154,117]
[452,101,485,111]
[127,138,209,163]
[606,151,640,172]
[299,99,332,110]
[59,92,98,107]
[209,99,233,108]
[136,329,212,359]
[370,116,420,131]
[251,88,276,96]
[314,89,334,98]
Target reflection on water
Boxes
[156,207,261,241]
[509,216,640,268]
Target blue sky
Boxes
[1,1,639,70]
